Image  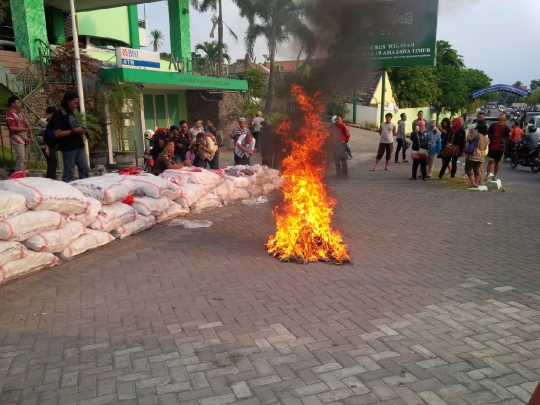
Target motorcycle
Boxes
[510,141,540,173]
[142,133,155,173]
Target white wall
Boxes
[345,104,380,128]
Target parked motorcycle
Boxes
[510,141,540,173]
[142,130,155,173]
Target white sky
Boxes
[137,0,539,87]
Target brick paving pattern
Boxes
[1,128,540,404]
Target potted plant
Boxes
[74,110,106,168]
[99,78,142,166]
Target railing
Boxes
[0,123,49,174]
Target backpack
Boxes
[151,127,168,146]
[44,123,59,150]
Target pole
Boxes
[69,0,90,165]
[379,68,386,125]
[352,89,357,125]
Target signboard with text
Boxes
[341,0,439,68]
[116,47,161,71]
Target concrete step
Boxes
[0,55,29,64]
[2,61,30,69]
[0,50,22,59]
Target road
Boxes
[1,127,540,405]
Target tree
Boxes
[99,78,142,152]
[436,40,465,68]
[234,0,315,111]
[160,52,171,61]
[244,66,267,98]
[387,66,440,108]
[150,29,164,52]
[194,40,231,64]
[191,0,225,76]
[531,80,540,91]
[513,81,523,88]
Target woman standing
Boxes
[410,121,430,180]
[464,121,489,189]
[439,118,451,173]
[426,120,441,178]
[438,118,466,179]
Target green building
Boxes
[9,0,247,165]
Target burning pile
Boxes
[266,85,350,264]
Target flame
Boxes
[266,85,351,264]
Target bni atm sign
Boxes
[116,47,161,71]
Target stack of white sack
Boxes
[59,229,115,260]
[209,180,249,204]
[88,201,137,232]
[155,201,190,223]
[127,173,183,200]
[22,220,87,253]
[111,214,155,239]
[70,176,135,204]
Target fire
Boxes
[266,85,351,264]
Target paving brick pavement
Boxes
[1,127,540,405]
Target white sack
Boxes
[88,202,137,232]
[155,201,190,223]
[59,229,114,260]
[191,193,222,212]
[173,183,208,208]
[0,211,66,241]
[111,215,155,239]
[223,175,251,188]
[209,180,235,201]
[71,197,102,227]
[70,177,133,204]
[0,251,58,284]
[23,221,87,253]
[261,183,277,194]
[245,184,263,197]
[132,196,171,217]
[0,178,89,214]
[162,168,222,188]
[264,168,280,181]
[0,190,27,220]
[0,241,27,267]
[224,188,250,203]
[101,174,137,195]
[129,174,182,200]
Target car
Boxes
[465,116,511,131]
[526,116,540,139]
[521,111,540,127]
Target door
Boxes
[142,94,168,131]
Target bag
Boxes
[0,211,66,241]
[464,136,479,155]
[59,229,114,260]
[442,132,460,157]
[0,190,27,220]
[44,126,59,150]
[418,148,428,157]
[0,251,59,284]
[402,141,411,151]
[0,241,27,267]
[23,220,87,253]
[111,215,155,239]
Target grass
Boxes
[426,168,493,191]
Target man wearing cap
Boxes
[230,118,252,164]
[251,111,264,152]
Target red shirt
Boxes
[336,123,350,143]
[510,127,524,141]
[6,108,30,145]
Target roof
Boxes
[229,59,270,76]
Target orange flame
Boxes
[266,85,350,264]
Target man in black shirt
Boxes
[48,91,90,182]
[152,140,190,175]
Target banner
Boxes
[341,0,439,68]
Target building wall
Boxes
[77,7,131,45]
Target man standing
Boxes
[189,117,205,140]
[331,114,350,178]
[152,140,190,175]
[485,113,511,180]
[230,118,252,164]
[373,113,396,171]
[395,113,409,163]
[191,133,218,169]
[412,111,427,132]
[174,121,190,163]
[38,106,57,179]
[251,111,264,151]
[205,119,223,168]
[235,131,256,165]
[6,96,33,172]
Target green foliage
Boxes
[436,40,465,68]
[512,81,523,87]
[99,78,142,152]
[150,30,164,52]
[244,66,267,98]
[160,52,171,61]
[0,0,9,25]
[195,41,231,64]
[388,66,440,108]
[531,90,540,104]
[233,0,315,111]
[530,80,540,91]
[73,110,104,150]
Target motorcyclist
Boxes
[518,128,539,161]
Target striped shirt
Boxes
[229,126,251,140]
[6,108,30,145]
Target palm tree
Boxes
[0,0,9,25]
[99,78,142,152]
[195,41,231,64]
[191,0,225,76]
[233,0,315,111]
[150,29,164,53]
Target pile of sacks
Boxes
[0,165,282,285]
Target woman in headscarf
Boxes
[438,117,466,179]
[438,118,452,172]
[465,120,489,189]
[426,120,441,178]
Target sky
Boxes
[137,0,539,88]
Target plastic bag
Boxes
[88,202,137,232]
[132,196,171,217]
[155,201,189,223]
[59,229,115,260]
[0,178,89,214]
[191,193,222,212]
[22,221,86,253]
[111,215,155,239]
[0,251,59,284]
[0,210,66,241]
[0,190,27,220]
[242,196,268,205]
[168,219,213,229]
[0,241,27,267]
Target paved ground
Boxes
[1,127,540,405]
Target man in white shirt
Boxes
[373,113,396,171]
[235,132,256,165]
[189,117,205,140]
[251,111,264,151]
